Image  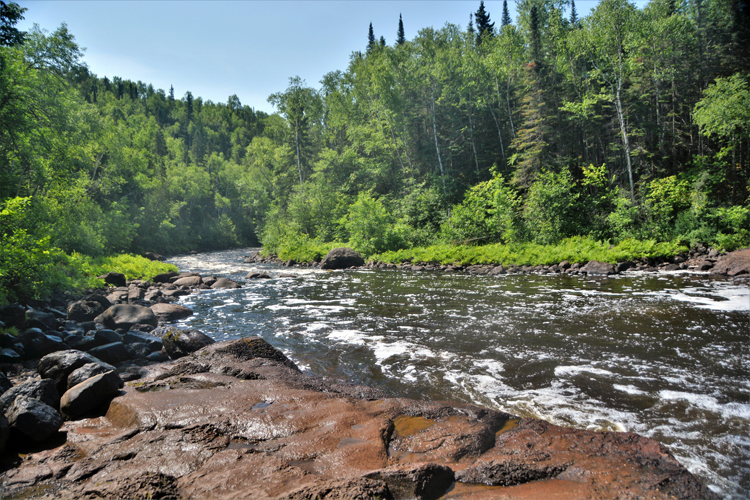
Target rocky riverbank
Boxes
[0,336,718,499]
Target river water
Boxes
[167,248,749,498]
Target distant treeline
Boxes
[1,0,749,301]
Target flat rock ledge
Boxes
[0,337,716,500]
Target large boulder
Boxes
[151,271,179,283]
[320,247,365,270]
[25,308,56,330]
[210,278,241,289]
[18,328,68,358]
[98,272,127,287]
[60,371,123,419]
[172,276,202,287]
[68,362,120,391]
[123,331,163,352]
[38,350,115,395]
[581,260,616,276]
[6,396,63,443]
[0,348,21,364]
[0,379,59,414]
[66,300,105,323]
[150,303,193,323]
[95,304,158,330]
[87,342,132,365]
[157,326,215,359]
[711,248,750,276]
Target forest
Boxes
[1,0,749,302]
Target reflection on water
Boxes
[168,248,750,499]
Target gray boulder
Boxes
[94,329,122,346]
[581,260,616,276]
[66,300,105,322]
[38,350,115,395]
[157,326,215,359]
[87,342,132,365]
[98,272,127,287]
[67,362,121,391]
[150,303,193,323]
[245,272,271,279]
[25,308,57,330]
[320,247,365,270]
[95,304,158,330]
[210,277,241,289]
[172,276,202,287]
[151,271,178,283]
[60,371,123,419]
[19,329,68,358]
[7,396,63,442]
[0,379,59,414]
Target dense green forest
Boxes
[1,0,749,302]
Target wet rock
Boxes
[19,329,68,358]
[129,323,156,333]
[25,308,57,330]
[6,396,63,443]
[65,335,98,351]
[364,463,455,499]
[662,263,681,271]
[66,300,104,323]
[126,342,152,359]
[123,331,162,351]
[94,329,121,346]
[0,379,60,414]
[67,362,116,390]
[581,260,616,275]
[152,271,179,283]
[146,350,169,362]
[245,271,271,279]
[616,261,634,273]
[97,272,126,287]
[711,247,750,276]
[454,458,567,486]
[0,304,25,329]
[0,348,21,364]
[320,247,365,270]
[61,371,123,419]
[158,326,215,359]
[127,287,145,302]
[95,304,158,330]
[87,342,132,365]
[38,350,116,394]
[210,277,241,289]
[150,303,193,323]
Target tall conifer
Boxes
[570,0,579,26]
[367,22,375,52]
[397,14,406,45]
[475,1,495,43]
[502,0,512,27]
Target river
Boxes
[166,248,749,499]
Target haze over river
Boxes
[167,248,749,498]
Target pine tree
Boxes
[468,13,475,34]
[380,36,386,47]
[169,85,174,101]
[502,0,512,27]
[367,22,376,52]
[397,14,406,45]
[570,0,579,27]
[185,91,193,125]
[475,1,495,43]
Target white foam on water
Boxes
[613,384,648,396]
[554,365,615,378]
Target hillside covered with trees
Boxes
[1,0,749,302]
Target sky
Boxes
[17,0,638,114]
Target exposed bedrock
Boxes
[0,337,717,500]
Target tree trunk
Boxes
[430,86,446,191]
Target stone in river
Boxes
[95,304,158,330]
[320,247,365,270]
[150,303,193,323]
[6,396,63,443]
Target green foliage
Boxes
[341,192,403,256]
[87,254,178,282]
[372,236,686,266]
[523,169,582,244]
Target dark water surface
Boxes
[168,248,749,498]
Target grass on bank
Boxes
[261,232,687,267]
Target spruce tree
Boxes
[367,22,375,52]
[397,14,406,45]
[169,85,174,101]
[570,0,579,27]
[468,13,475,34]
[475,1,495,43]
[502,0,512,27]
[380,35,386,47]
[530,4,541,63]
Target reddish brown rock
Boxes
[0,338,717,500]
[711,247,750,276]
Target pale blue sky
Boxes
[17,1,637,114]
